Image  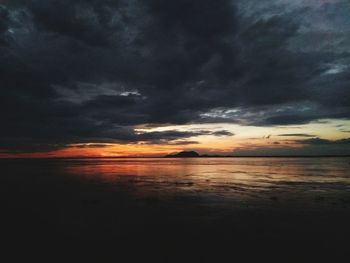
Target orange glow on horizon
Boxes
[0,138,299,158]
[1,120,349,158]
[0,142,225,158]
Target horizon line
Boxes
[1,154,350,160]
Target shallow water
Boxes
[1,157,350,261]
[61,157,350,206]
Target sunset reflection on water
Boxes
[2,156,350,262]
[61,157,350,204]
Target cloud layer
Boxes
[1,0,349,152]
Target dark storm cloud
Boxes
[0,5,11,45]
[231,137,350,156]
[277,133,316,137]
[132,129,234,145]
[299,137,350,145]
[72,143,112,149]
[212,130,235,137]
[0,126,230,153]
[167,140,199,146]
[9,0,125,47]
[136,130,207,142]
[0,0,350,152]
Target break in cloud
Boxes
[0,0,349,153]
[232,137,350,156]
[277,133,316,137]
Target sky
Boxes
[0,0,350,157]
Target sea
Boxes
[1,157,350,262]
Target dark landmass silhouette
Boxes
[164,151,350,158]
[165,151,200,158]
[164,151,246,158]
[165,151,228,158]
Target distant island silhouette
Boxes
[163,151,350,158]
[164,151,234,158]
[165,151,200,158]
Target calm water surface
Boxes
[63,157,350,203]
[2,157,350,261]
[2,157,350,209]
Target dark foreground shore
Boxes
[1,158,350,262]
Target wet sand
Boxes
[1,158,350,262]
